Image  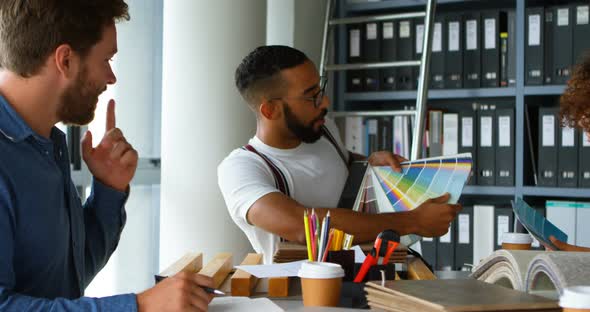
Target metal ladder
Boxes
[320,0,437,161]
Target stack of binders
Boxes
[525,4,590,86]
[345,9,518,92]
[536,106,590,188]
[425,103,515,187]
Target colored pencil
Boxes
[303,210,312,261]
[322,229,335,262]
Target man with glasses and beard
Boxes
[0,1,213,311]
[218,46,462,264]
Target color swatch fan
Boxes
[370,153,472,213]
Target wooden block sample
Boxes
[231,253,263,296]
[155,252,203,282]
[268,277,289,297]
[407,256,436,281]
[198,253,233,288]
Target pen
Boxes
[202,286,225,296]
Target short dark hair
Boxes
[0,0,130,77]
[560,53,590,131]
[235,45,309,109]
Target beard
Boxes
[283,103,327,143]
[57,66,104,126]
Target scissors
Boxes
[353,230,400,283]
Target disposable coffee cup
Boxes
[298,261,345,307]
[560,286,590,311]
[501,233,533,250]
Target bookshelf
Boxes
[330,0,590,201]
[344,87,517,101]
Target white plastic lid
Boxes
[502,233,533,245]
[297,261,345,279]
[560,286,590,309]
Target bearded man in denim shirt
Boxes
[0,1,213,311]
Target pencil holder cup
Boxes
[326,250,355,281]
[298,261,345,307]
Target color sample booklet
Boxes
[350,153,473,246]
[353,153,472,213]
[511,197,568,251]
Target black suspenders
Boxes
[242,126,349,196]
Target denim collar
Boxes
[0,94,64,143]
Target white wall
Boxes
[160,0,263,267]
[267,0,294,46]
[267,0,328,66]
[293,0,327,66]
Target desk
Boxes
[270,270,472,311]
[273,299,361,311]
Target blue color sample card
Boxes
[511,198,568,250]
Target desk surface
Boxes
[270,270,472,311]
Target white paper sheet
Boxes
[351,245,367,263]
[210,297,284,312]
[235,260,306,278]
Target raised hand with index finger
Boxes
[81,99,138,192]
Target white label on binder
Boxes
[562,126,575,147]
[497,215,510,246]
[416,24,424,53]
[449,21,460,51]
[458,214,470,244]
[498,116,511,147]
[423,237,434,242]
[367,119,378,134]
[349,29,360,57]
[584,135,590,147]
[440,225,452,243]
[528,14,541,46]
[481,116,493,147]
[558,8,569,26]
[433,22,442,52]
[366,23,377,40]
[578,6,589,25]
[400,21,410,38]
[466,20,477,50]
[383,22,394,39]
[443,114,459,155]
[462,117,473,147]
[542,115,555,147]
[485,18,496,49]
